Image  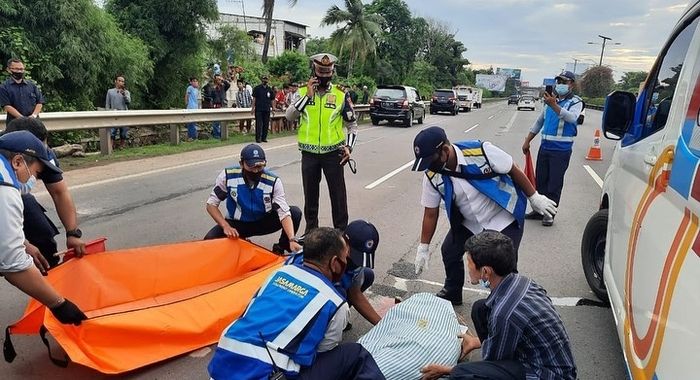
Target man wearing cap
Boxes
[411,126,557,305]
[204,144,303,254]
[522,71,584,226]
[0,131,86,326]
[251,75,274,143]
[285,53,358,232]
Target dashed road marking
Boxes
[365,160,414,190]
[583,165,604,188]
[464,124,479,133]
[488,115,495,120]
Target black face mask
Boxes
[243,169,263,184]
[318,76,331,88]
[428,151,447,173]
[10,71,23,80]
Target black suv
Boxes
[507,95,520,105]
[369,85,426,127]
[430,89,459,115]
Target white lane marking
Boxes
[583,165,604,188]
[464,124,479,133]
[389,275,583,307]
[365,160,414,190]
[503,110,518,132]
[488,115,495,120]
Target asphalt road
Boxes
[0,100,627,379]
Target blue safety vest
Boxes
[208,264,346,380]
[0,155,20,189]
[224,167,279,222]
[541,95,583,151]
[426,141,526,227]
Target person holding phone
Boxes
[105,74,131,149]
[521,71,583,226]
[285,53,358,232]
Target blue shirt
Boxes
[186,85,199,109]
[483,273,577,380]
[0,78,45,122]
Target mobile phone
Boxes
[545,85,553,96]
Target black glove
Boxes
[49,299,87,326]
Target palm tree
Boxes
[261,0,298,63]
[321,0,383,78]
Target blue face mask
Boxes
[479,278,491,289]
[18,159,37,195]
[555,84,570,96]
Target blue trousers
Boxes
[22,193,60,267]
[111,127,128,140]
[535,147,572,206]
[450,360,525,380]
[211,121,221,139]
[298,343,385,380]
[186,123,198,139]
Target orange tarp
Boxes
[7,238,284,374]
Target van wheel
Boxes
[371,117,380,126]
[581,209,609,303]
[404,112,413,127]
[417,113,424,124]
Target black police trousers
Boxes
[301,150,348,233]
[22,193,61,267]
[203,206,302,251]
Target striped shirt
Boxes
[235,88,252,108]
[483,274,577,380]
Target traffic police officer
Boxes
[208,227,384,380]
[285,53,358,233]
[204,144,303,254]
[411,126,557,305]
[522,71,584,226]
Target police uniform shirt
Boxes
[421,143,515,234]
[0,185,35,273]
[206,169,292,220]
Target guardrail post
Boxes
[99,128,113,155]
[221,121,229,141]
[170,124,180,146]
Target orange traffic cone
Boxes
[586,129,603,161]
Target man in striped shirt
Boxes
[421,231,576,380]
[235,81,252,134]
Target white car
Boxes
[516,95,535,111]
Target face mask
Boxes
[317,76,331,88]
[428,150,447,173]
[329,256,347,283]
[651,92,659,103]
[243,169,263,184]
[478,269,491,289]
[10,71,24,80]
[555,84,570,96]
[18,159,37,195]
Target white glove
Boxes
[415,243,431,275]
[528,192,557,218]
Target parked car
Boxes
[430,89,459,115]
[517,95,536,111]
[369,85,426,127]
[453,85,473,112]
[507,95,519,105]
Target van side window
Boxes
[643,17,699,137]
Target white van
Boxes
[452,86,473,112]
[472,88,483,109]
[581,2,700,378]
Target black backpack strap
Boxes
[39,325,69,368]
[3,326,17,363]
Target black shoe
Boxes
[542,215,554,226]
[436,288,462,306]
[261,139,268,142]
[525,211,544,220]
[256,140,262,143]
[271,243,285,255]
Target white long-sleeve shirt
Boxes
[206,170,292,220]
[0,186,34,272]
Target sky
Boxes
[218,0,692,84]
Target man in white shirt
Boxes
[411,127,557,305]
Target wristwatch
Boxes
[66,228,83,239]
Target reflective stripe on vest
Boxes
[0,155,19,189]
[224,167,278,222]
[426,141,527,227]
[541,95,581,150]
[297,85,346,154]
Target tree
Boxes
[107,0,218,108]
[305,37,335,57]
[580,66,615,98]
[321,0,383,78]
[616,71,649,93]
[420,18,468,88]
[267,50,310,83]
[208,24,256,68]
[261,0,297,63]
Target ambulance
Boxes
[580,2,700,378]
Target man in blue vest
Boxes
[204,144,303,254]
[522,71,584,226]
[208,227,385,380]
[411,126,557,305]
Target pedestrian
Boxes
[286,83,300,131]
[411,126,557,306]
[203,144,303,255]
[522,71,583,226]
[203,73,230,139]
[105,74,131,149]
[184,77,200,141]
[272,84,287,133]
[251,75,274,143]
[3,117,87,269]
[361,85,370,104]
[349,84,359,104]
[207,227,385,380]
[0,131,87,326]
[285,53,358,232]
[0,58,45,123]
[420,231,577,380]
[235,81,252,134]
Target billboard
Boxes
[476,74,509,92]
[496,68,522,80]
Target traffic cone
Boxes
[586,129,603,161]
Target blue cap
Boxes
[345,220,379,269]
[556,71,576,82]
[0,131,61,175]
[411,126,447,171]
[240,144,266,167]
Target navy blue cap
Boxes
[0,131,61,175]
[411,126,447,171]
[345,220,379,269]
[240,144,266,167]
[556,71,576,82]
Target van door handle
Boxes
[644,155,657,166]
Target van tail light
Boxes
[369,98,375,105]
[432,96,438,101]
[449,97,456,101]
[402,99,409,109]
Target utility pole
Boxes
[588,35,620,66]
[572,58,580,74]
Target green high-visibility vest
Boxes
[297,85,346,154]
